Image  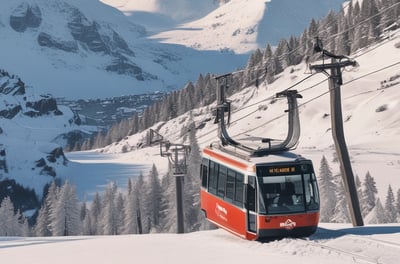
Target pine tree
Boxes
[89,192,102,235]
[0,197,25,236]
[183,121,202,232]
[365,198,387,224]
[46,181,60,236]
[124,178,139,234]
[361,0,381,45]
[50,182,81,236]
[159,169,177,233]
[350,1,363,52]
[35,205,51,236]
[335,10,351,56]
[361,171,378,217]
[385,185,397,223]
[396,188,400,222]
[263,44,276,84]
[355,174,363,208]
[318,156,337,222]
[145,164,162,232]
[331,175,350,223]
[115,192,125,235]
[100,182,119,235]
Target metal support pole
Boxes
[150,129,190,233]
[174,147,185,234]
[175,174,185,234]
[310,57,363,227]
[328,60,364,226]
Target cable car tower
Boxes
[214,73,303,156]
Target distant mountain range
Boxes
[0,0,345,100]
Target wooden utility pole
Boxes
[310,58,364,227]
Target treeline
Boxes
[72,0,400,152]
[0,122,213,236]
[318,155,400,223]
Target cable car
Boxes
[200,145,319,240]
[200,74,320,240]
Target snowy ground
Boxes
[1,223,400,264]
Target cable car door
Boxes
[246,176,257,233]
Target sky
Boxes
[1,223,400,263]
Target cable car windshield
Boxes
[257,166,319,215]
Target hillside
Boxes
[91,31,400,203]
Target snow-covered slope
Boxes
[89,31,400,204]
[1,223,400,264]
[0,0,247,99]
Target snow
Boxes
[1,223,400,263]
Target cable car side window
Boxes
[304,173,320,211]
[225,169,235,201]
[201,158,209,188]
[234,172,244,207]
[217,165,227,198]
[208,161,218,195]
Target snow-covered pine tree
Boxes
[361,171,378,217]
[159,168,178,233]
[145,164,162,233]
[124,178,138,234]
[263,43,275,84]
[365,198,387,224]
[115,192,125,235]
[35,205,51,236]
[183,121,202,232]
[331,175,350,223]
[88,192,102,235]
[318,155,337,222]
[50,181,81,236]
[361,0,381,45]
[384,185,397,223]
[82,210,93,235]
[45,181,60,236]
[0,197,25,236]
[350,1,363,52]
[100,182,119,235]
[397,188,400,222]
[335,9,351,56]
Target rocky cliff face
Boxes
[6,1,153,81]
[9,2,42,32]
[0,68,91,216]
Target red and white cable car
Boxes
[200,145,319,240]
[200,74,320,240]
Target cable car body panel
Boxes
[200,145,320,241]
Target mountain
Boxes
[0,0,348,100]
[113,0,347,53]
[0,68,93,211]
[0,0,247,99]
